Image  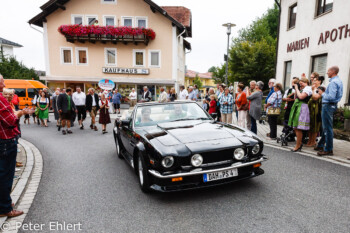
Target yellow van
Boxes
[4,79,51,109]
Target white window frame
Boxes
[103,15,116,26]
[60,47,73,65]
[104,48,117,66]
[76,47,88,66]
[85,15,99,26]
[133,49,146,67]
[135,16,148,28]
[101,0,117,4]
[148,50,161,68]
[121,16,134,27]
[71,14,84,25]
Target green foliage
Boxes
[210,65,226,84]
[193,75,203,89]
[0,50,39,80]
[209,3,279,90]
[344,107,350,119]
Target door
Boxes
[120,111,136,157]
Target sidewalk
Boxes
[231,113,350,165]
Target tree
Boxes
[0,51,39,80]
[193,75,203,89]
[211,65,227,84]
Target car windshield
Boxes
[134,102,211,127]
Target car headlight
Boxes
[252,144,260,154]
[191,154,203,167]
[161,156,174,168]
[234,148,245,160]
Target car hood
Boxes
[136,121,260,154]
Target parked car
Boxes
[113,101,267,192]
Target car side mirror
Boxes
[210,113,217,119]
[121,119,131,128]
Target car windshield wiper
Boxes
[170,117,210,122]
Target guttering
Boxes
[29,24,43,34]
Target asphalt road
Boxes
[19,118,350,233]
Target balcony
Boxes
[58,25,156,45]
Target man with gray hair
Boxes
[158,87,167,103]
[265,78,276,104]
[316,66,343,156]
[142,86,152,102]
[188,86,197,101]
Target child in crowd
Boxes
[202,99,208,111]
[24,104,31,124]
[208,95,217,115]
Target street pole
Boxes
[222,23,236,86]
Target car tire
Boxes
[136,153,151,193]
[114,134,123,159]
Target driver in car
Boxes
[169,104,187,120]
[141,107,153,123]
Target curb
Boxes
[0,139,43,232]
[265,142,350,168]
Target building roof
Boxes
[186,70,213,79]
[0,37,23,48]
[29,0,192,37]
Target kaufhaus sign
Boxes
[102,67,150,75]
[287,24,350,53]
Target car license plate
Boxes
[203,168,238,182]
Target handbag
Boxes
[267,92,281,116]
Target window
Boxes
[101,0,116,4]
[284,61,292,90]
[133,50,145,67]
[105,48,117,66]
[122,17,133,27]
[317,0,333,16]
[86,16,98,25]
[71,15,83,25]
[14,89,26,98]
[136,17,147,28]
[60,47,73,64]
[288,4,297,29]
[76,48,88,65]
[149,50,161,67]
[103,16,116,26]
[27,89,38,99]
[312,54,328,77]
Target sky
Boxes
[0,0,275,73]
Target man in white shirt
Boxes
[128,88,137,107]
[179,85,188,100]
[158,87,167,103]
[72,86,86,130]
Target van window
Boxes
[14,89,26,97]
[27,88,39,98]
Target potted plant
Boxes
[344,106,350,131]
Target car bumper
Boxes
[148,156,267,192]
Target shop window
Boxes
[105,48,117,66]
[284,61,292,89]
[122,17,133,27]
[71,15,83,25]
[312,54,328,77]
[76,48,88,65]
[133,50,145,67]
[149,50,160,68]
[61,47,73,64]
[101,0,116,4]
[317,0,333,16]
[86,16,98,25]
[136,17,147,28]
[288,4,297,29]
[104,16,115,26]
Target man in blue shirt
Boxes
[112,89,122,114]
[188,86,197,101]
[316,66,343,156]
[265,78,276,104]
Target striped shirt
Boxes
[219,94,234,114]
[0,93,19,139]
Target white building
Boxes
[0,37,23,58]
[275,0,350,105]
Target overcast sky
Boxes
[0,0,275,73]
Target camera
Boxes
[292,83,301,90]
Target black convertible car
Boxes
[113,101,267,192]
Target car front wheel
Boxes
[137,153,151,193]
[114,135,123,159]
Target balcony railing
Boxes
[58,25,156,45]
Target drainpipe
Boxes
[274,0,281,79]
[175,27,187,93]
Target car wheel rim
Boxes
[138,157,144,185]
[115,138,120,155]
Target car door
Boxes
[120,111,135,157]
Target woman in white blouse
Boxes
[129,88,137,107]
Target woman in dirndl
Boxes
[288,76,312,152]
[99,93,111,134]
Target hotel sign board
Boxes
[102,67,150,75]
